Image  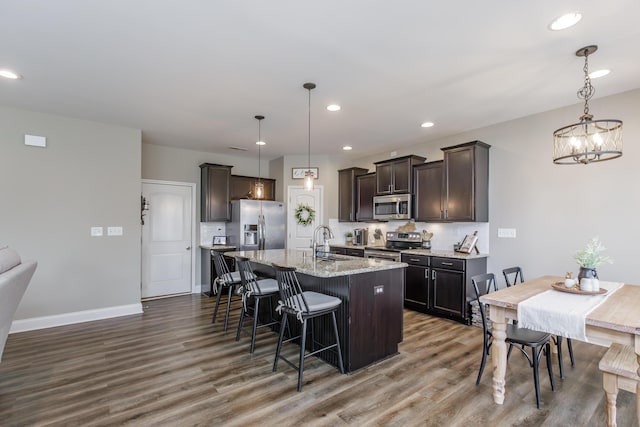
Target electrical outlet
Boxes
[374,285,384,295]
[90,227,103,237]
[498,228,517,238]
[107,226,123,236]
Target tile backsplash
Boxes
[200,222,227,245]
[327,219,490,253]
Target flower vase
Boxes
[578,267,598,281]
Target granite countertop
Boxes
[401,248,489,259]
[199,244,237,250]
[225,249,407,278]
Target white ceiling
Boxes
[1,1,639,160]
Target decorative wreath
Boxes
[295,203,315,226]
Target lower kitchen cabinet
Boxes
[403,253,486,324]
[329,246,365,257]
[401,254,429,311]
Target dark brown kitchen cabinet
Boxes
[429,256,486,324]
[230,175,276,201]
[338,167,368,222]
[356,172,376,222]
[374,155,426,195]
[413,161,444,222]
[200,163,232,222]
[329,246,347,255]
[442,141,490,222]
[402,254,429,312]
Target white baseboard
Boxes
[10,303,144,333]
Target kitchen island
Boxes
[225,249,407,372]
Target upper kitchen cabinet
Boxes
[200,163,232,222]
[442,141,490,222]
[230,175,276,201]
[338,167,368,222]
[413,161,444,222]
[374,155,426,195]
[356,172,377,222]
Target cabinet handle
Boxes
[409,258,421,262]
[432,270,436,280]
[424,270,428,279]
[441,262,453,266]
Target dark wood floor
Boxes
[0,295,636,426]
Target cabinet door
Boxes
[444,147,474,221]
[200,164,231,222]
[338,168,368,222]
[329,246,347,255]
[356,173,376,221]
[376,163,393,194]
[405,265,429,311]
[391,160,410,193]
[431,268,465,318]
[413,161,443,221]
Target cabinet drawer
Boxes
[346,248,364,257]
[431,257,464,271]
[401,254,429,266]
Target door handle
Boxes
[186,246,191,250]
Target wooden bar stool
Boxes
[599,343,639,427]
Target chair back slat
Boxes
[471,273,497,333]
[212,250,232,282]
[235,256,263,294]
[272,263,309,315]
[502,266,524,287]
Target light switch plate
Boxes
[498,228,517,238]
[90,227,103,237]
[107,226,123,236]
[25,134,47,147]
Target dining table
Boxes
[480,275,640,421]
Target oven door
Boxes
[364,250,401,262]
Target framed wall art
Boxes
[292,167,319,179]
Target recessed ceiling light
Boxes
[327,104,341,112]
[256,141,266,146]
[421,122,434,128]
[343,145,352,151]
[0,69,22,79]
[589,69,610,79]
[549,12,582,31]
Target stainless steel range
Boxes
[364,231,422,262]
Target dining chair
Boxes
[472,273,556,408]
[211,250,243,332]
[271,263,344,392]
[234,256,280,353]
[503,266,575,379]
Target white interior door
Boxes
[142,181,193,298]
[287,186,323,250]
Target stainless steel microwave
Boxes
[373,194,412,221]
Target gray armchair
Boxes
[0,247,37,362]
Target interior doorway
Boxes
[287,185,323,250]
[141,180,196,299]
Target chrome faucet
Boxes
[312,225,334,258]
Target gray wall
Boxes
[0,106,142,319]
[346,89,640,284]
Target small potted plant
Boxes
[575,237,612,287]
[344,231,353,246]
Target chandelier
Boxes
[552,45,623,165]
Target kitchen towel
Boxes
[517,281,623,341]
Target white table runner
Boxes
[517,281,623,341]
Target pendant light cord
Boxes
[307,86,311,170]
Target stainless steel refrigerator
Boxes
[227,200,286,250]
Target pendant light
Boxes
[552,45,623,164]
[254,115,265,199]
[303,82,316,190]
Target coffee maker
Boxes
[354,228,368,246]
